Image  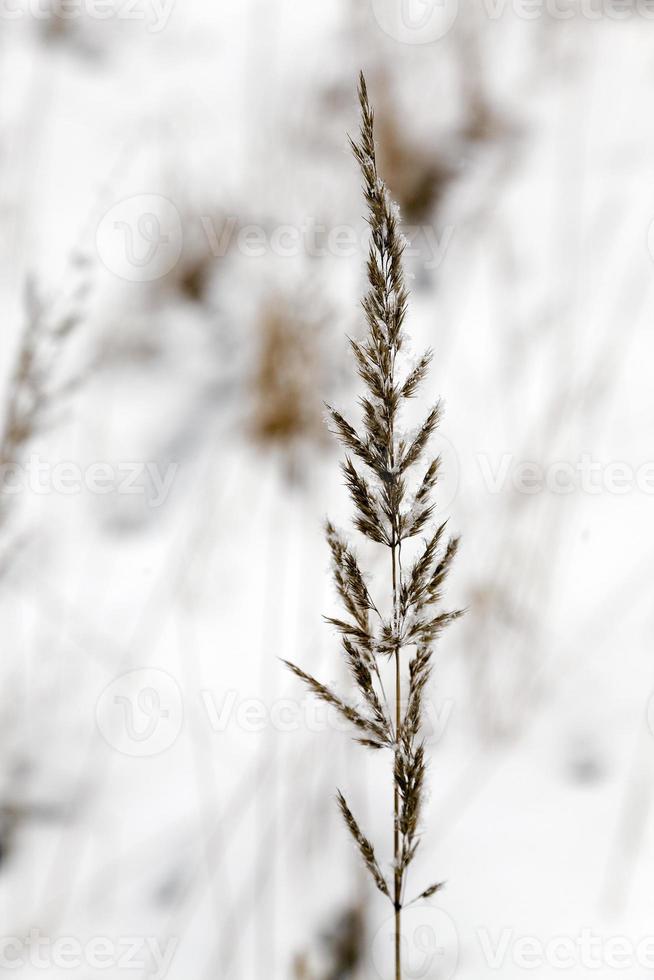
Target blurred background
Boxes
[0,1,652,977]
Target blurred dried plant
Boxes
[176,253,215,305]
[167,209,230,305]
[285,75,462,980]
[455,11,511,146]
[248,291,330,471]
[37,0,102,58]
[0,262,91,545]
[293,904,366,980]
[0,764,63,868]
[372,75,454,226]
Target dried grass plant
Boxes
[0,269,89,551]
[0,267,88,858]
[285,75,462,980]
[293,904,366,980]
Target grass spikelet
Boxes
[285,73,463,980]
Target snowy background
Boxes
[0,1,653,978]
